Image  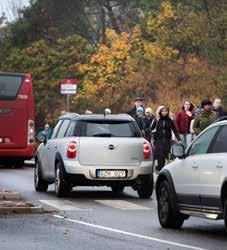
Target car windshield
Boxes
[80,120,141,137]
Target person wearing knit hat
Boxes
[193,99,217,135]
[135,106,145,134]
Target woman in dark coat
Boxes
[152,106,181,171]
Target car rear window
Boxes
[80,120,141,137]
[0,75,23,100]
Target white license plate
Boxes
[97,170,127,178]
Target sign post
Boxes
[60,79,77,112]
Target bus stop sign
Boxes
[60,79,77,95]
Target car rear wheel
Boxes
[111,185,124,194]
[55,162,71,197]
[157,180,184,229]
[137,175,153,198]
[34,160,48,192]
[224,199,227,233]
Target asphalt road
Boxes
[0,166,226,250]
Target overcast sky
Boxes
[0,0,30,21]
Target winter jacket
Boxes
[175,111,194,134]
[144,116,155,141]
[153,117,180,142]
[135,116,146,131]
[193,111,217,135]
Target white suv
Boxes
[156,120,227,232]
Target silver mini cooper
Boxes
[35,113,154,198]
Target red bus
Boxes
[0,72,35,167]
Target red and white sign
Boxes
[60,79,77,95]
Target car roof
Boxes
[199,120,227,136]
[59,113,135,121]
[211,120,227,127]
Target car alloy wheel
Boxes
[55,162,71,197]
[157,180,184,229]
[158,183,169,223]
[34,160,48,192]
[55,167,61,194]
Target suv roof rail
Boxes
[213,116,227,123]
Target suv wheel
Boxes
[224,199,227,233]
[111,185,124,194]
[55,162,71,197]
[34,159,48,192]
[157,180,184,229]
[137,175,153,198]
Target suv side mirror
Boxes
[171,144,185,159]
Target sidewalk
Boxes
[0,188,43,214]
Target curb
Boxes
[0,205,44,214]
[0,192,21,200]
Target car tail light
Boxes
[143,141,151,160]
[28,120,35,144]
[67,141,77,158]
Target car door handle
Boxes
[216,162,223,168]
[192,162,198,169]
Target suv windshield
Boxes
[0,74,23,100]
[80,120,141,137]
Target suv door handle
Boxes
[192,162,198,169]
[216,162,223,168]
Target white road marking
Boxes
[53,215,207,250]
[94,200,152,210]
[39,200,92,211]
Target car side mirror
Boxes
[171,144,185,159]
[36,135,47,145]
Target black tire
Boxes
[34,159,48,192]
[55,162,71,197]
[137,175,154,198]
[157,180,184,229]
[111,185,125,194]
[224,199,227,233]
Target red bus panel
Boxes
[0,72,35,162]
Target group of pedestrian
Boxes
[128,97,226,172]
[37,96,226,172]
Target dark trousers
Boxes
[154,139,171,171]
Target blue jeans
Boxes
[179,133,193,149]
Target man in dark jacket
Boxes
[193,99,217,135]
[127,97,144,119]
[213,98,226,118]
